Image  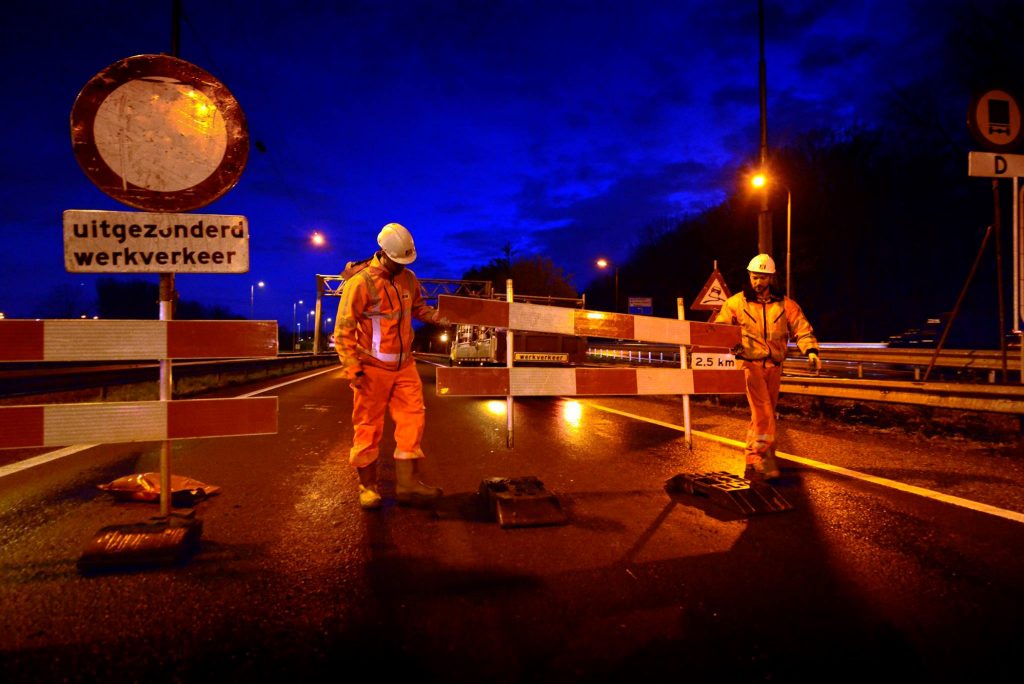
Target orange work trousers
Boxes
[741,360,782,466]
[349,362,426,468]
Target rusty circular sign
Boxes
[70,54,249,212]
[967,88,1024,153]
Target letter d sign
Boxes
[996,155,1008,174]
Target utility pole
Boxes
[757,0,773,257]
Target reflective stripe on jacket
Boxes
[334,253,439,378]
[714,289,818,364]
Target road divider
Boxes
[0,319,278,361]
[436,367,744,396]
[0,397,277,449]
[437,294,740,347]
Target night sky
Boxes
[0,1,961,327]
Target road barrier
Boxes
[436,295,739,347]
[436,295,745,404]
[0,397,277,449]
[436,366,744,396]
[0,320,280,451]
[0,319,278,361]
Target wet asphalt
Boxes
[1,362,1022,682]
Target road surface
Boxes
[1,361,1022,682]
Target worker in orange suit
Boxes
[334,223,447,509]
[714,254,820,481]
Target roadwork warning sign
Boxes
[63,209,248,273]
[692,269,731,311]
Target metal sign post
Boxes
[967,88,1024,382]
[60,51,257,569]
[506,279,515,448]
[968,150,1024,382]
[677,297,692,449]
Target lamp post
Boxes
[751,173,792,298]
[249,280,264,319]
[595,258,619,312]
[292,299,303,351]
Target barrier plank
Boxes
[436,367,745,397]
[438,295,740,347]
[0,320,278,361]
[0,397,277,449]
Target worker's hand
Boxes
[350,370,365,389]
[807,352,821,373]
[434,313,450,326]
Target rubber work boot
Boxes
[357,463,382,510]
[395,459,442,506]
[761,454,782,481]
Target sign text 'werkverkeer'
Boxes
[62,209,249,273]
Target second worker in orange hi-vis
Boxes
[714,254,820,482]
[334,222,448,509]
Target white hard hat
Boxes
[377,222,417,264]
[747,254,776,274]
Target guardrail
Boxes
[586,342,1024,415]
[6,347,1024,416]
[780,375,1024,414]
[817,345,1023,380]
[589,343,1023,376]
[0,353,338,404]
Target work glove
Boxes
[350,370,365,390]
[807,352,821,373]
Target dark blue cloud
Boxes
[0,0,964,323]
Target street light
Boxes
[751,173,793,298]
[292,299,303,351]
[310,231,326,248]
[595,258,619,312]
[250,280,265,319]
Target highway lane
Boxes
[1,362,1023,681]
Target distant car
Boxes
[886,317,944,348]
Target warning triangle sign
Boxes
[691,269,732,310]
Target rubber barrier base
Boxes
[78,512,202,574]
[479,476,568,528]
[665,471,794,515]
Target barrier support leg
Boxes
[677,298,692,449]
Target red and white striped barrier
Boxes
[0,397,277,450]
[437,295,740,347]
[436,367,745,397]
[0,320,278,362]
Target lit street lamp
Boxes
[310,231,326,248]
[595,258,619,312]
[292,299,303,351]
[751,173,793,298]
[250,280,265,319]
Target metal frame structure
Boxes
[312,276,494,353]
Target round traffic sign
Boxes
[967,88,1024,152]
[70,54,249,212]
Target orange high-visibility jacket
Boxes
[714,289,818,364]
[334,253,440,379]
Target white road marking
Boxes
[0,365,341,479]
[583,400,1024,525]
[0,444,102,479]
